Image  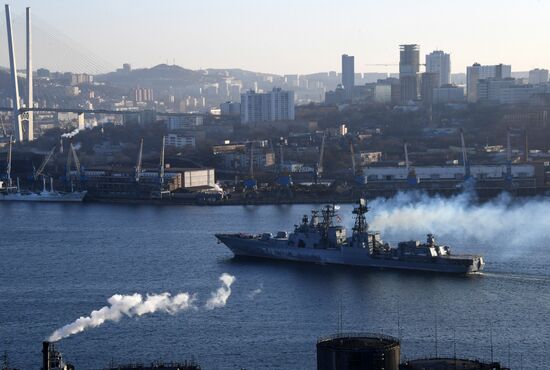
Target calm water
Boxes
[1,200,550,369]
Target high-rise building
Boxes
[425,50,451,86]
[528,68,549,85]
[399,44,420,103]
[240,88,295,124]
[341,54,355,98]
[420,72,439,105]
[466,63,512,102]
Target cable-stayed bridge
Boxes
[0,5,202,144]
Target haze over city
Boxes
[1,0,549,74]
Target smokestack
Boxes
[4,4,23,142]
[42,341,51,370]
[26,7,33,141]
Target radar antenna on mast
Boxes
[352,198,369,239]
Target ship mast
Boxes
[352,198,369,245]
[320,204,337,241]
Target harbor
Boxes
[1,200,549,369]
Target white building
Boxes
[240,88,295,124]
[364,164,534,182]
[426,50,451,86]
[220,101,241,115]
[167,115,203,130]
[433,85,465,104]
[164,133,196,149]
[466,63,512,102]
[181,168,215,188]
[499,84,550,104]
[528,68,549,85]
[476,78,517,102]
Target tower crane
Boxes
[34,145,56,181]
[134,138,143,182]
[315,131,326,183]
[459,129,471,180]
[65,142,82,187]
[160,136,165,188]
[5,135,13,187]
[404,141,419,186]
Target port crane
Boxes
[348,135,364,185]
[314,131,326,183]
[33,145,56,181]
[404,141,419,186]
[459,129,471,180]
[160,136,165,188]
[5,135,13,187]
[243,141,257,191]
[134,138,143,182]
[349,136,357,176]
[65,142,82,189]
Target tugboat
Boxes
[216,199,484,274]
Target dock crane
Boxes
[275,137,292,188]
[314,131,326,183]
[65,142,82,189]
[0,116,7,137]
[134,138,143,182]
[34,145,56,181]
[243,141,257,191]
[505,128,513,187]
[5,135,13,187]
[459,129,471,180]
[348,135,364,185]
[404,141,419,186]
[160,136,165,188]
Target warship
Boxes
[216,199,484,274]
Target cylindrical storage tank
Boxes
[317,333,400,370]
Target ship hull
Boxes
[0,191,87,202]
[216,234,483,274]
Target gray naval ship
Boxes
[216,199,485,274]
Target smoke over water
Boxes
[205,273,235,309]
[48,273,236,342]
[368,191,550,259]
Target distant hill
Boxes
[96,64,206,88]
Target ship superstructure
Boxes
[216,199,484,274]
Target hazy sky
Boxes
[1,0,549,75]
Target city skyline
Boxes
[0,0,549,75]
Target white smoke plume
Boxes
[247,284,263,300]
[48,273,235,342]
[61,129,80,138]
[368,191,550,259]
[205,273,236,309]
